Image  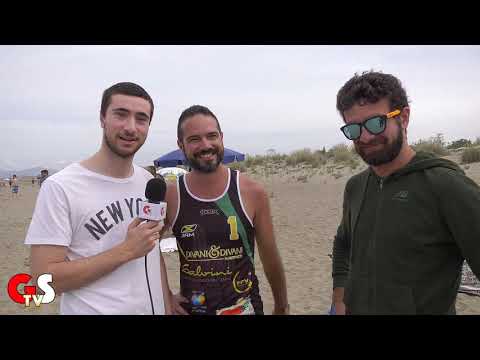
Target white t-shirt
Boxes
[25,163,165,315]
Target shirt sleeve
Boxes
[332,185,351,289]
[24,178,72,246]
[429,168,480,279]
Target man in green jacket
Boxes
[331,70,480,315]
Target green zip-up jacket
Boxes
[332,151,480,314]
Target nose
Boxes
[123,115,137,134]
[358,126,376,144]
[199,137,213,149]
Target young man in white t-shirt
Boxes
[25,82,171,315]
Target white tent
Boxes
[157,167,188,181]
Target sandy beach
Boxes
[1,154,480,315]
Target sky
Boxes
[1,45,479,170]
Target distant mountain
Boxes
[0,160,15,171]
[0,169,10,178]
[0,167,59,178]
[0,160,72,179]
[40,160,73,172]
[19,167,59,177]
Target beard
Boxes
[355,125,404,166]
[103,131,144,159]
[185,146,224,173]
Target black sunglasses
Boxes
[340,109,401,141]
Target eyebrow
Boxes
[112,107,150,119]
[112,107,130,113]
[136,112,150,119]
[187,131,219,140]
[186,135,201,141]
[350,113,384,123]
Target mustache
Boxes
[194,148,218,157]
[357,138,387,147]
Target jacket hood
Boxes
[382,151,464,178]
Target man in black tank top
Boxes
[162,105,289,315]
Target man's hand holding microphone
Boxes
[119,177,167,262]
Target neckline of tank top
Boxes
[182,167,232,202]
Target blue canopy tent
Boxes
[153,148,245,168]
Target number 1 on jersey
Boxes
[227,216,239,240]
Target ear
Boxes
[400,107,410,130]
[220,131,224,141]
[100,114,105,128]
[177,139,184,151]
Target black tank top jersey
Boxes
[172,169,263,315]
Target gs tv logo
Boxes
[7,273,56,307]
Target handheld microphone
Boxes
[140,176,167,315]
[139,177,167,224]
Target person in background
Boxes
[11,175,19,198]
[38,169,49,187]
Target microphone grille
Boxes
[145,177,167,202]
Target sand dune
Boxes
[1,156,479,315]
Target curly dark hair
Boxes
[336,71,410,117]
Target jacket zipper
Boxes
[371,176,385,313]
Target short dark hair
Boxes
[336,71,409,117]
[100,82,154,122]
[177,105,222,141]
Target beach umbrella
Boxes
[153,148,245,168]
